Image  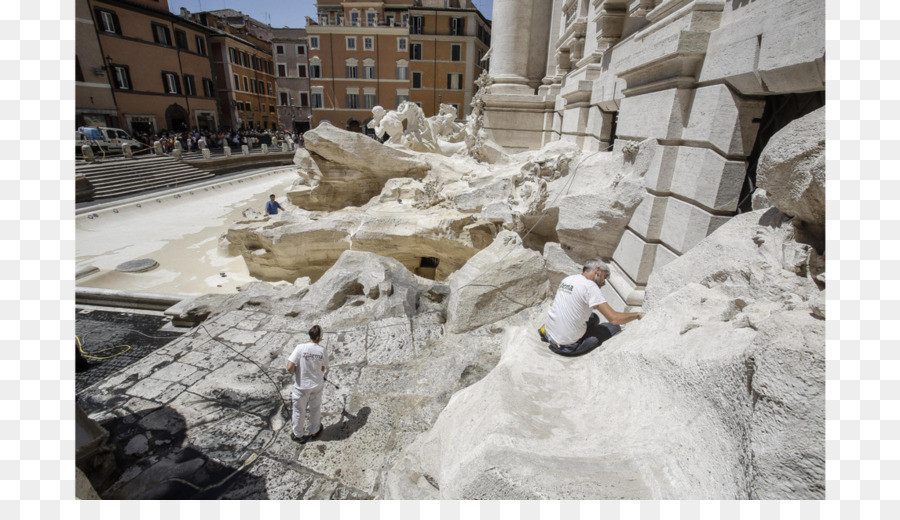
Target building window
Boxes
[275,44,285,55]
[202,78,214,97]
[451,44,462,62]
[268,82,273,95]
[277,63,287,77]
[152,23,171,46]
[450,17,465,36]
[364,37,374,51]
[300,93,309,107]
[386,15,395,27]
[311,92,323,108]
[310,64,321,78]
[269,105,275,113]
[310,36,319,49]
[346,92,359,109]
[228,48,237,63]
[366,10,376,26]
[96,9,119,34]
[398,38,408,52]
[174,29,188,49]
[183,74,196,96]
[346,64,358,79]
[410,43,422,60]
[350,10,360,26]
[412,71,422,89]
[112,65,130,89]
[243,76,249,91]
[396,62,409,80]
[363,62,375,79]
[233,73,239,90]
[337,13,345,25]
[401,14,409,28]
[319,13,329,25]
[346,37,356,51]
[411,16,424,35]
[298,64,307,78]
[363,93,376,109]
[196,35,207,55]
[162,72,181,94]
[280,92,289,105]
[447,73,462,90]
[297,44,306,55]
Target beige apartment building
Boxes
[83,0,220,134]
[272,28,313,133]
[184,9,278,131]
[306,0,490,132]
[76,0,118,128]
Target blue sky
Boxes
[167,1,493,28]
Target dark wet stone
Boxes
[116,259,159,272]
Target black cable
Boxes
[199,324,291,414]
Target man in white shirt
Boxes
[286,325,328,443]
[541,259,644,356]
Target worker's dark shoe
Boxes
[290,432,303,442]
[538,325,549,343]
[311,424,324,439]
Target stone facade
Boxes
[272,28,313,133]
[482,0,825,306]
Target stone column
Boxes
[261,144,269,155]
[241,145,250,156]
[224,146,232,158]
[490,0,553,94]
[202,148,211,160]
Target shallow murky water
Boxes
[76,168,299,296]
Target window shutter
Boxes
[111,12,121,34]
[447,74,452,90]
[162,72,168,92]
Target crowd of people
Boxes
[131,128,304,154]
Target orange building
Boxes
[307,0,490,132]
[184,9,279,131]
[85,0,220,134]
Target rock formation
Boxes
[80,87,824,500]
[223,128,649,285]
[756,106,826,250]
[386,208,824,500]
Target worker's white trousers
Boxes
[292,387,323,437]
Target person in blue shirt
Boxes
[265,194,284,215]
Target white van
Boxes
[76,126,146,157]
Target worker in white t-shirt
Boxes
[286,325,328,443]
[540,259,644,356]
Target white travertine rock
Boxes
[545,139,657,263]
[288,250,419,328]
[226,204,484,283]
[751,188,771,211]
[756,106,825,235]
[446,231,549,333]
[388,209,824,500]
[292,123,431,210]
[542,242,582,290]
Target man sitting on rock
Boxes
[540,259,644,356]
[286,325,328,443]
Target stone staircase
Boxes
[75,156,216,200]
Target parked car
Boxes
[76,126,146,158]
